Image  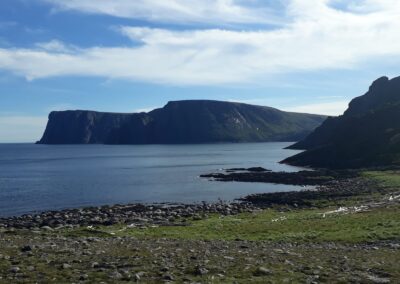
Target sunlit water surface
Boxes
[0,143,306,216]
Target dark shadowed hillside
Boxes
[283,76,400,169]
[37,100,326,144]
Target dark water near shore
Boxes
[0,143,306,217]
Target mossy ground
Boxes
[363,170,400,188]
[75,205,399,244]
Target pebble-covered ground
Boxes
[1,234,399,283]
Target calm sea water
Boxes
[0,143,306,217]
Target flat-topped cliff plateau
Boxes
[37,100,327,144]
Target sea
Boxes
[0,142,307,217]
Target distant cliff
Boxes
[37,100,327,145]
[283,76,400,169]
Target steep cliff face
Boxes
[38,111,150,144]
[283,76,400,169]
[37,100,327,144]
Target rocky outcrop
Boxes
[283,76,400,169]
[37,100,326,144]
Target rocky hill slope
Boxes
[37,100,326,144]
[283,76,400,169]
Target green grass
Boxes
[363,170,400,188]
[69,205,400,244]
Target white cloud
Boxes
[228,97,349,116]
[283,100,350,116]
[330,0,400,13]
[133,107,158,113]
[46,103,76,112]
[0,116,47,143]
[35,40,76,53]
[0,0,400,85]
[43,0,282,25]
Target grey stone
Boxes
[255,267,272,276]
[366,275,391,284]
[109,271,123,280]
[40,226,53,231]
[21,245,32,252]
[163,274,174,281]
[135,271,145,278]
[79,274,89,281]
[10,267,20,273]
[195,267,209,276]
[62,263,72,269]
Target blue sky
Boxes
[1,0,400,142]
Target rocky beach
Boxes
[0,202,257,231]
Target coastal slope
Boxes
[283,76,400,169]
[37,100,326,144]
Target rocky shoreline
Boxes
[0,173,382,232]
[0,202,258,230]
[200,168,359,186]
[242,176,381,207]
[0,169,380,230]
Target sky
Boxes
[1,0,400,142]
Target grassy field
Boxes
[363,170,400,187]
[67,205,400,244]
